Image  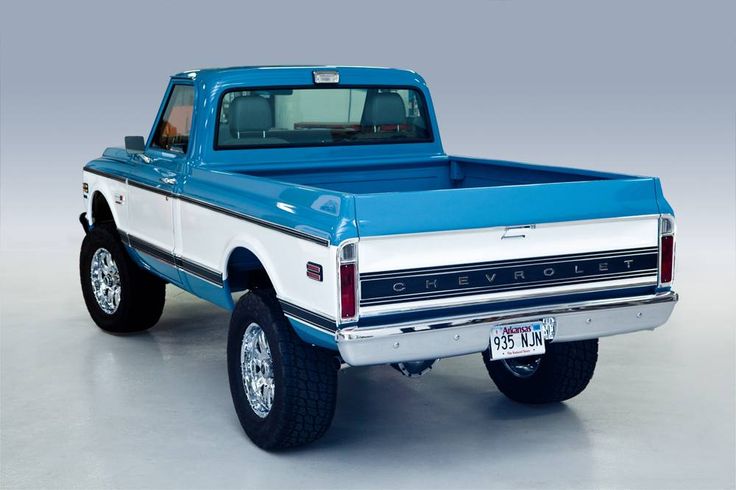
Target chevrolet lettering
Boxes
[364,247,657,306]
[78,66,678,450]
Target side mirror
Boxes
[124,136,145,154]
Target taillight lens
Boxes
[660,234,674,284]
[340,263,356,319]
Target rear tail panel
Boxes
[353,177,664,317]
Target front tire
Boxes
[227,290,338,450]
[483,339,598,404]
[80,223,166,333]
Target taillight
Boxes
[338,242,358,321]
[659,216,675,286]
[340,264,356,319]
[660,235,674,284]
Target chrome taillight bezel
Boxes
[658,214,676,287]
[337,239,359,323]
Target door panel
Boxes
[125,82,194,283]
[126,160,180,282]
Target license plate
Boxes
[489,320,546,360]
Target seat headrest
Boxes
[229,95,273,136]
[362,92,407,127]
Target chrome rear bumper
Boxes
[336,291,678,366]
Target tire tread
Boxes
[228,290,337,450]
[80,223,165,333]
[483,339,598,404]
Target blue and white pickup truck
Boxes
[79,66,678,450]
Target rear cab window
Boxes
[215,87,432,149]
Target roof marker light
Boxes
[313,70,340,84]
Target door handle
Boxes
[160,177,177,185]
[502,224,535,239]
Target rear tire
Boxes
[227,290,338,450]
[80,223,166,333]
[483,339,598,403]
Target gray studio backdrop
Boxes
[1,0,734,489]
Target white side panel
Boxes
[178,201,338,319]
[359,215,659,273]
[357,215,660,317]
[83,171,128,229]
[127,187,174,251]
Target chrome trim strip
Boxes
[360,247,658,280]
[356,214,661,242]
[118,229,131,246]
[360,270,657,306]
[84,166,330,247]
[174,256,224,286]
[359,280,658,318]
[279,299,337,332]
[284,314,337,335]
[178,194,330,247]
[127,234,177,267]
[126,177,175,198]
[336,291,679,366]
[336,239,360,324]
[121,230,224,287]
[84,167,127,184]
[343,291,678,338]
[657,214,676,288]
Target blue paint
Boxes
[183,273,234,310]
[124,246,186,288]
[652,177,674,216]
[353,173,663,237]
[82,66,676,347]
[126,243,235,309]
[287,318,337,350]
[86,65,674,247]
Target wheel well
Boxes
[226,247,274,292]
[91,192,114,225]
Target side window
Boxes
[152,85,194,153]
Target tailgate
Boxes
[354,178,663,315]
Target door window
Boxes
[152,85,194,153]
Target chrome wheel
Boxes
[241,322,274,418]
[502,356,542,378]
[90,248,121,314]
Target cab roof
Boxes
[170,65,427,88]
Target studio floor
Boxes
[1,246,733,490]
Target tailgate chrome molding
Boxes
[359,246,658,307]
[336,291,678,366]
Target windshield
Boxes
[215,87,432,149]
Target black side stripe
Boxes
[174,256,223,285]
[120,230,224,287]
[85,166,330,247]
[361,246,659,280]
[126,178,175,198]
[279,299,337,333]
[118,229,131,245]
[127,234,176,266]
[121,229,335,332]
[359,270,657,306]
[178,194,330,246]
[84,166,127,183]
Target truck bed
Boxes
[238,157,611,194]
[223,155,664,240]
